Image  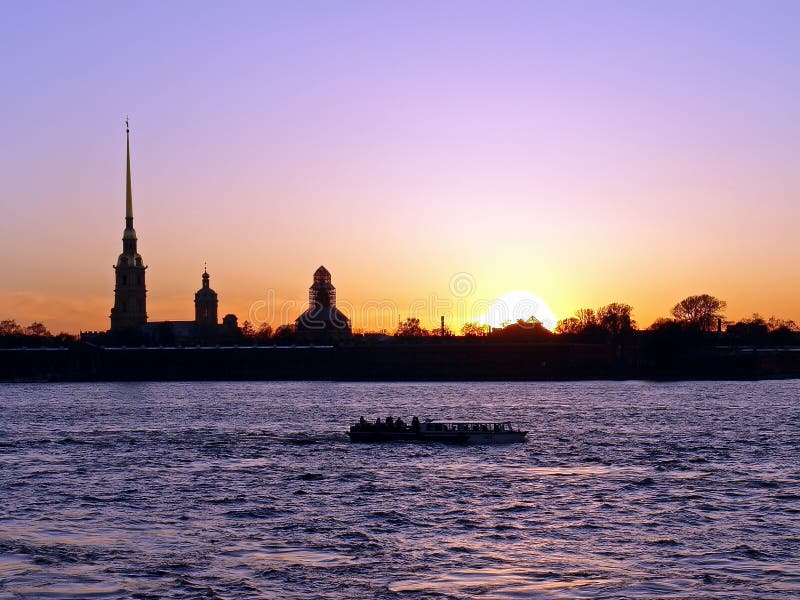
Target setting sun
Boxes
[478,290,558,331]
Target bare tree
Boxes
[555,317,581,335]
[272,324,296,342]
[0,319,22,336]
[395,317,428,337]
[556,306,621,336]
[575,308,597,329]
[598,303,636,336]
[240,320,256,338]
[767,316,799,332]
[255,323,273,342]
[25,322,51,337]
[460,322,488,337]
[430,325,454,337]
[671,294,726,332]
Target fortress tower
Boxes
[110,121,147,330]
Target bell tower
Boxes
[194,265,219,326]
[110,119,147,330]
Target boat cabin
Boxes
[421,421,518,433]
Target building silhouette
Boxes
[135,267,229,344]
[195,267,218,326]
[110,121,147,330]
[295,266,352,341]
[97,125,351,347]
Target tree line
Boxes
[553,294,797,343]
[397,293,798,347]
[0,319,77,347]
[2,293,798,347]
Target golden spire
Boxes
[125,117,133,223]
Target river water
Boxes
[0,381,798,599]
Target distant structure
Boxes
[138,266,227,344]
[295,266,352,341]
[84,122,241,346]
[194,266,218,326]
[110,120,147,331]
[222,313,239,334]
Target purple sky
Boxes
[1,1,798,332]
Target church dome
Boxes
[196,270,217,298]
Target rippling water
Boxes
[1,381,799,599]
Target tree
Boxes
[25,322,51,337]
[766,316,800,346]
[240,320,256,338]
[461,322,488,337]
[54,332,78,345]
[647,317,686,339]
[395,317,428,337]
[597,303,636,336]
[767,316,798,332]
[555,317,581,335]
[430,325,454,337]
[648,317,675,330]
[575,308,597,329]
[272,324,296,342]
[671,294,727,332]
[0,319,22,336]
[727,314,769,346]
[555,307,610,337]
[255,323,273,342]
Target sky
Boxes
[1,1,798,333]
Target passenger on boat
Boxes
[412,416,420,432]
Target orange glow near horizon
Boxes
[2,239,798,335]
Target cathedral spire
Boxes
[112,118,147,331]
[125,117,133,229]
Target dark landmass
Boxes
[2,336,800,382]
[4,293,798,381]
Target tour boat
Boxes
[347,416,527,444]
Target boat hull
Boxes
[347,430,527,444]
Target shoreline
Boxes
[2,343,800,383]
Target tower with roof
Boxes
[110,120,147,330]
[295,266,352,340]
[195,266,219,326]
